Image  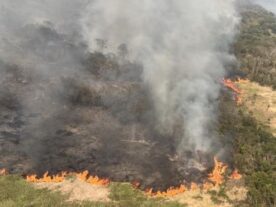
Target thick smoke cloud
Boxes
[0,0,89,172]
[0,0,85,68]
[81,0,240,153]
[0,0,88,136]
[0,0,241,186]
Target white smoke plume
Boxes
[81,0,240,153]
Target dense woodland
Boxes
[231,5,276,206]
[219,94,275,207]
[235,4,276,89]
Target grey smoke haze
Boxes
[81,0,240,152]
[0,0,85,68]
[0,0,240,176]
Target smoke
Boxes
[0,1,77,174]
[0,0,89,140]
[81,0,240,153]
[0,0,241,185]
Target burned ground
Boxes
[0,55,226,190]
[0,23,235,191]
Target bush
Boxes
[234,5,276,89]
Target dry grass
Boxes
[0,175,186,206]
[29,176,247,207]
[34,178,110,202]
[237,80,276,135]
[169,181,247,207]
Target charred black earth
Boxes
[0,24,234,190]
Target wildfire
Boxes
[145,184,187,197]
[1,157,242,198]
[202,182,214,191]
[76,170,110,186]
[26,171,109,186]
[132,180,141,188]
[223,79,241,94]
[229,169,242,180]
[145,157,242,197]
[207,157,228,186]
[26,171,67,183]
[223,78,243,105]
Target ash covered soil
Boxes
[0,24,233,190]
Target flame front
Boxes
[207,157,228,186]
[26,171,109,186]
[146,184,187,197]
[223,79,241,94]
[223,78,243,105]
[229,169,242,180]
[26,171,68,183]
[76,170,110,186]
[132,180,140,188]
[1,157,241,198]
[145,157,242,197]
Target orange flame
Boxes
[223,79,241,94]
[76,170,89,181]
[207,157,227,186]
[86,176,109,186]
[3,157,240,197]
[223,78,242,105]
[146,184,187,197]
[144,157,242,197]
[132,180,140,188]
[202,182,214,191]
[26,171,67,183]
[26,171,109,186]
[229,169,242,180]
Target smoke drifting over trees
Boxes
[81,0,240,153]
[0,0,240,188]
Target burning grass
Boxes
[144,158,242,198]
[0,54,247,194]
[26,170,110,186]
[223,78,243,105]
[0,174,187,207]
[0,157,242,206]
[0,175,107,207]
[22,157,242,199]
[109,183,185,207]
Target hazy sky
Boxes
[253,0,276,14]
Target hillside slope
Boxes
[237,80,276,135]
[234,4,276,89]
[0,3,275,207]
